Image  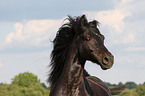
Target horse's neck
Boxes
[62,51,84,86]
[60,39,85,95]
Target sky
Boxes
[0,0,145,86]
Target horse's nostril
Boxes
[103,56,109,65]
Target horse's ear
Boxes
[80,15,88,26]
[89,20,98,28]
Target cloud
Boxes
[120,0,133,4]
[0,62,2,68]
[84,9,130,34]
[125,47,145,52]
[83,0,145,47]
[115,53,145,67]
[122,33,135,44]
[1,0,145,52]
[3,19,64,50]
[0,44,4,51]
[0,0,114,22]
[84,0,133,34]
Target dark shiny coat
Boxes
[48,15,114,96]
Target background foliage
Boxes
[0,72,49,96]
[0,72,144,96]
[11,72,40,87]
[105,81,145,96]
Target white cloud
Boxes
[0,62,2,68]
[84,0,133,34]
[3,19,64,48]
[125,47,145,52]
[83,0,144,47]
[113,0,134,6]
[122,33,135,44]
[0,44,4,50]
[1,0,145,52]
[121,0,133,4]
[115,53,145,67]
[84,9,130,34]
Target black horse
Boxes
[48,15,114,96]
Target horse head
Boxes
[74,15,114,70]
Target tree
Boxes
[11,72,40,87]
[0,72,50,96]
[118,82,123,87]
[125,81,137,89]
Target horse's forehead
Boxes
[86,27,101,36]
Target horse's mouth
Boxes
[100,64,113,70]
[93,60,113,70]
[94,59,113,70]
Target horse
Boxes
[48,15,114,96]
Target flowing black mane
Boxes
[49,16,80,85]
[48,16,99,85]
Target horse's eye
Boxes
[86,37,91,41]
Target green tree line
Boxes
[105,82,145,96]
[0,72,144,96]
[105,81,138,89]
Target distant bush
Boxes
[0,83,50,96]
[11,72,40,87]
[125,82,137,89]
[0,72,50,96]
[112,83,145,96]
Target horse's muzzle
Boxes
[101,53,114,70]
